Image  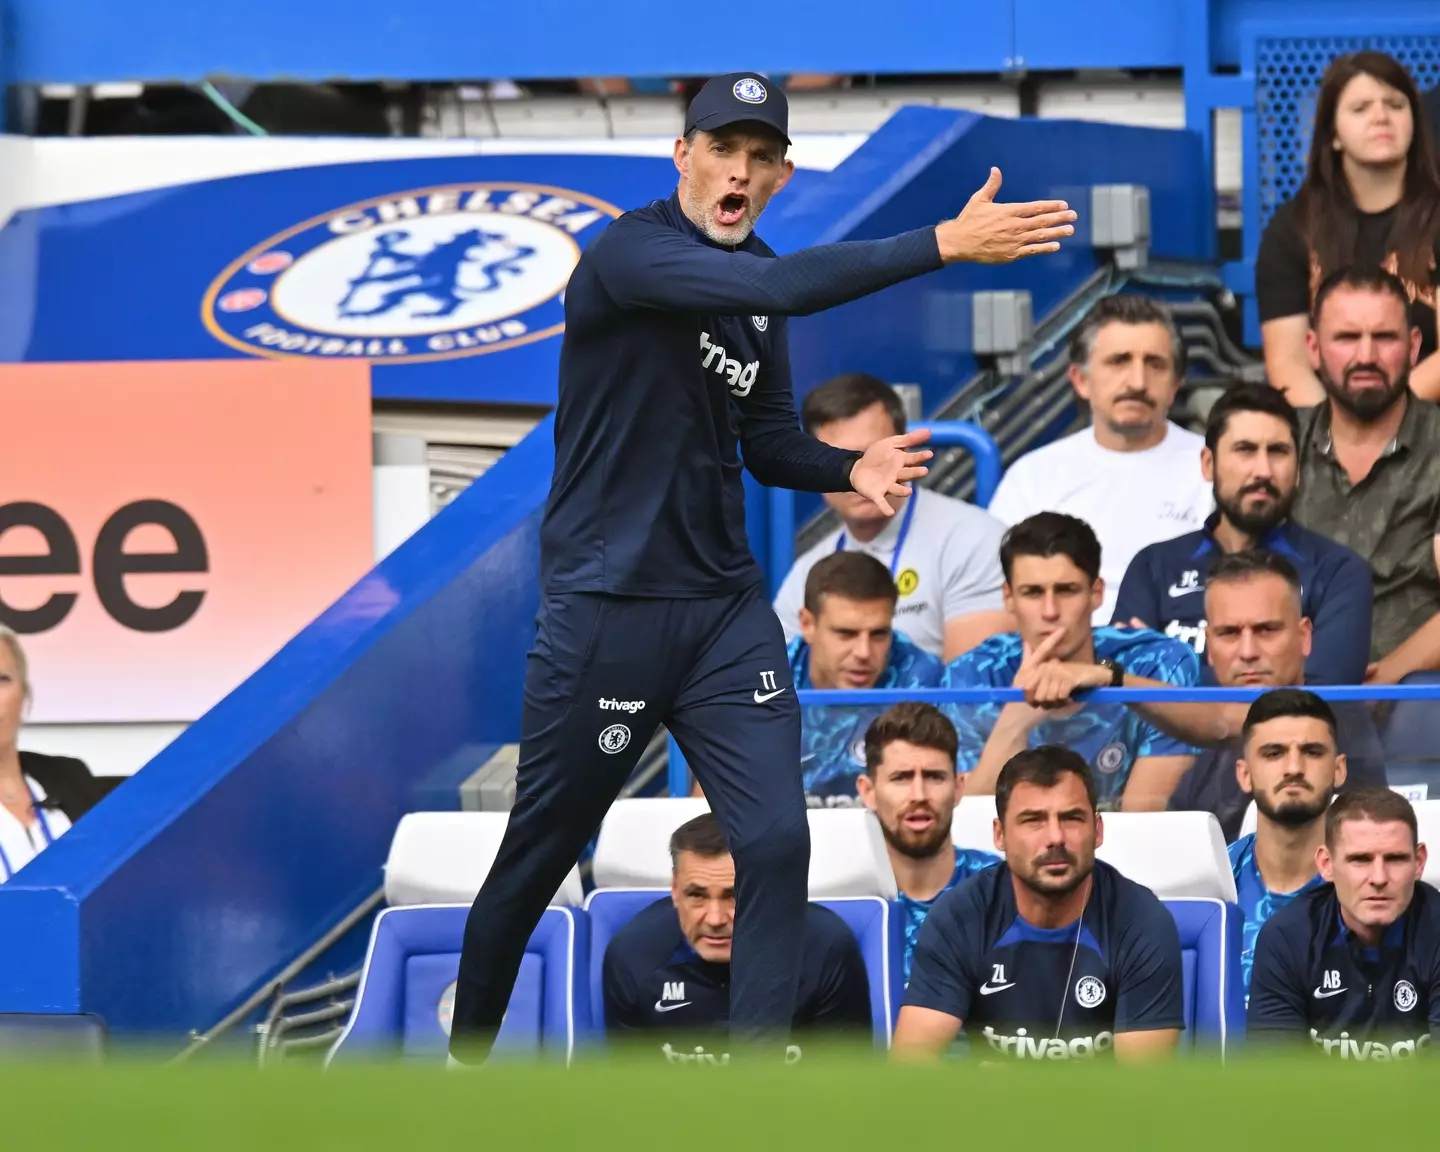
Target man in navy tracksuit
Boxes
[1248,787,1440,1058]
[448,72,1077,1062]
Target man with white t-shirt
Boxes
[774,373,1010,660]
[986,295,1212,624]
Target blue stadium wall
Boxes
[0,107,1207,1036]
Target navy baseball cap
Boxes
[684,73,791,145]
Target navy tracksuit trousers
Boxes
[449,583,809,1058]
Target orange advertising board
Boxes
[0,361,374,723]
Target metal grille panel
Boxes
[1256,36,1440,230]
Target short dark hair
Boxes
[864,702,958,776]
[995,745,1098,823]
[1325,787,1419,852]
[1067,294,1186,379]
[1206,549,1303,598]
[1241,688,1338,748]
[803,551,898,616]
[1203,382,1299,455]
[800,372,906,436]
[999,512,1101,584]
[1311,264,1413,329]
[669,812,729,866]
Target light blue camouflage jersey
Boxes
[899,846,1002,982]
[942,626,1200,809]
[788,632,944,804]
[1228,832,1323,1005]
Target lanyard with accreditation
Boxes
[0,782,56,882]
[834,491,918,578]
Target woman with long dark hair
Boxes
[1257,51,1440,404]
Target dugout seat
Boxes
[383,811,584,907]
[1096,812,1236,901]
[326,812,590,1065]
[584,890,900,1047]
[951,795,998,854]
[1163,898,1245,1057]
[325,904,588,1065]
[587,801,901,1046]
[591,798,897,898]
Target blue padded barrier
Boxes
[326,905,587,1065]
[1164,898,1245,1058]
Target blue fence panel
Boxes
[670,683,1440,796]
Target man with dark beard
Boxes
[1226,690,1344,1003]
[853,703,998,982]
[1291,265,1440,684]
[1114,382,1373,684]
[893,746,1184,1063]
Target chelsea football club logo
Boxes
[202,183,623,364]
[733,77,768,104]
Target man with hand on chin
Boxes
[943,513,1199,812]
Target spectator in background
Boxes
[853,703,998,982]
[987,295,1212,624]
[0,626,106,884]
[773,373,1009,661]
[1114,382,1373,685]
[1134,551,1386,840]
[943,513,1199,812]
[602,812,872,1061]
[1226,690,1340,1003]
[1257,51,1440,405]
[1293,266,1440,684]
[788,553,944,805]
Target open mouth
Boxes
[717,192,748,226]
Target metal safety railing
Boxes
[667,683,1440,796]
[766,420,1003,587]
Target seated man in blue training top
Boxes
[854,701,999,982]
[892,745,1185,1062]
[1113,381,1372,684]
[603,812,872,1064]
[789,551,943,804]
[944,512,1199,811]
[1248,788,1440,1059]
[1227,688,1341,1003]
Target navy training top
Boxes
[540,191,943,597]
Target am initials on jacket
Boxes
[661,982,686,1002]
[699,331,759,397]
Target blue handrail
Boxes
[666,683,1440,795]
[765,420,1003,587]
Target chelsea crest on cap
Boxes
[684,72,791,144]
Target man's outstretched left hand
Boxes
[848,428,933,516]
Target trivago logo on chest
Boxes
[203,184,623,364]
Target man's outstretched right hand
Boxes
[937,167,1077,264]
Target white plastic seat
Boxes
[1095,812,1236,902]
[590,798,895,897]
[950,794,998,854]
[383,811,583,907]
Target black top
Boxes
[1167,697,1388,843]
[904,860,1185,1060]
[539,191,943,597]
[1255,197,1439,362]
[1248,880,1440,1058]
[602,897,872,1059]
[1112,512,1373,686]
[1292,399,1440,663]
[19,750,111,824]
